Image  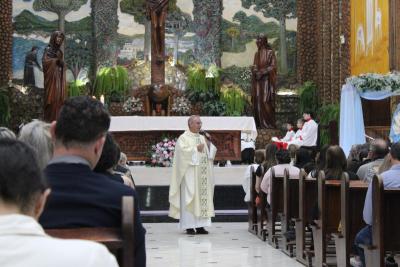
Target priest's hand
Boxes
[197,143,205,152]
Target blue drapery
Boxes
[339,84,398,156]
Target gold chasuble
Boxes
[169,130,217,222]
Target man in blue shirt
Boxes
[352,142,400,267]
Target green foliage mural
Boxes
[33,0,88,33]
[14,10,91,34]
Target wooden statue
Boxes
[42,31,67,122]
[251,34,277,129]
[147,0,168,85]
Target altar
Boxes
[109,116,257,161]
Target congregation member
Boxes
[94,133,135,188]
[260,149,300,205]
[39,96,146,267]
[18,120,53,170]
[0,127,16,140]
[352,142,400,267]
[115,152,135,183]
[294,147,315,174]
[255,143,278,193]
[308,144,329,178]
[325,145,358,180]
[356,139,389,183]
[169,115,217,235]
[288,144,298,165]
[242,149,265,202]
[0,139,118,267]
[241,132,256,164]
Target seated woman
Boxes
[260,149,300,205]
[255,143,278,193]
[324,145,358,180]
[94,133,135,188]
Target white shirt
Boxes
[281,130,295,142]
[300,119,318,146]
[0,214,118,267]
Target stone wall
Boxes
[8,85,44,132]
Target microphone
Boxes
[199,129,211,141]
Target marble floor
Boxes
[145,222,304,267]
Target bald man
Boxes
[168,116,217,235]
[357,139,389,183]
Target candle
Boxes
[100,95,105,104]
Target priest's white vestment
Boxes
[169,130,217,230]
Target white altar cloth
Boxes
[110,116,258,139]
[129,165,247,186]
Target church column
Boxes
[89,0,119,86]
[193,0,223,67]
[297,0,318,84]
[0,0,13,87]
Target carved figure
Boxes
[147,0,169,64]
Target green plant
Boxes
[0,86,10,126]
[202,101,226,116]
[298,81,318,115]
[93,66,130,98]
[187,64,220,93]
[318,103,340,146]
[220,84,249,116]
[68,79,86,97]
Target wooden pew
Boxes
[248,165,258,235]
[46,196,135,267]
[256,190,268,241]
[312,172,342,267]
[333,176,368,267]
[295,172,317,265]
[362,175,400,267]
[266,167,284,248]
[281,168,301,257]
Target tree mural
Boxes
[226,26,240,50]
[166,7,192,65]
[33,0,88,34]
[193,0,223,67]
[65,34,92,80]
[240,0,296,75]
[0,0,13,86]
[120,0,177,61]
[120,0,151,61]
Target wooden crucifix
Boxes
[147,0,169,85]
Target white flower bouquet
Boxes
[346,72,400,93]
[171,96,191,115]
[123,97,144,114]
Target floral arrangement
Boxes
[123,97,143,113]
[346,72,400,93]
[220,84,249,116]
[150,137,177,167]
[171,96,191,115]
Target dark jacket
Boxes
[39,163,146,267]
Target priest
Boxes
[169,115,217,235]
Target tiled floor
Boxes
[145,222,304,267]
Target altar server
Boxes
[300,112,318,147]
[169,116,217,235]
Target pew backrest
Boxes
[46,196,135,267]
